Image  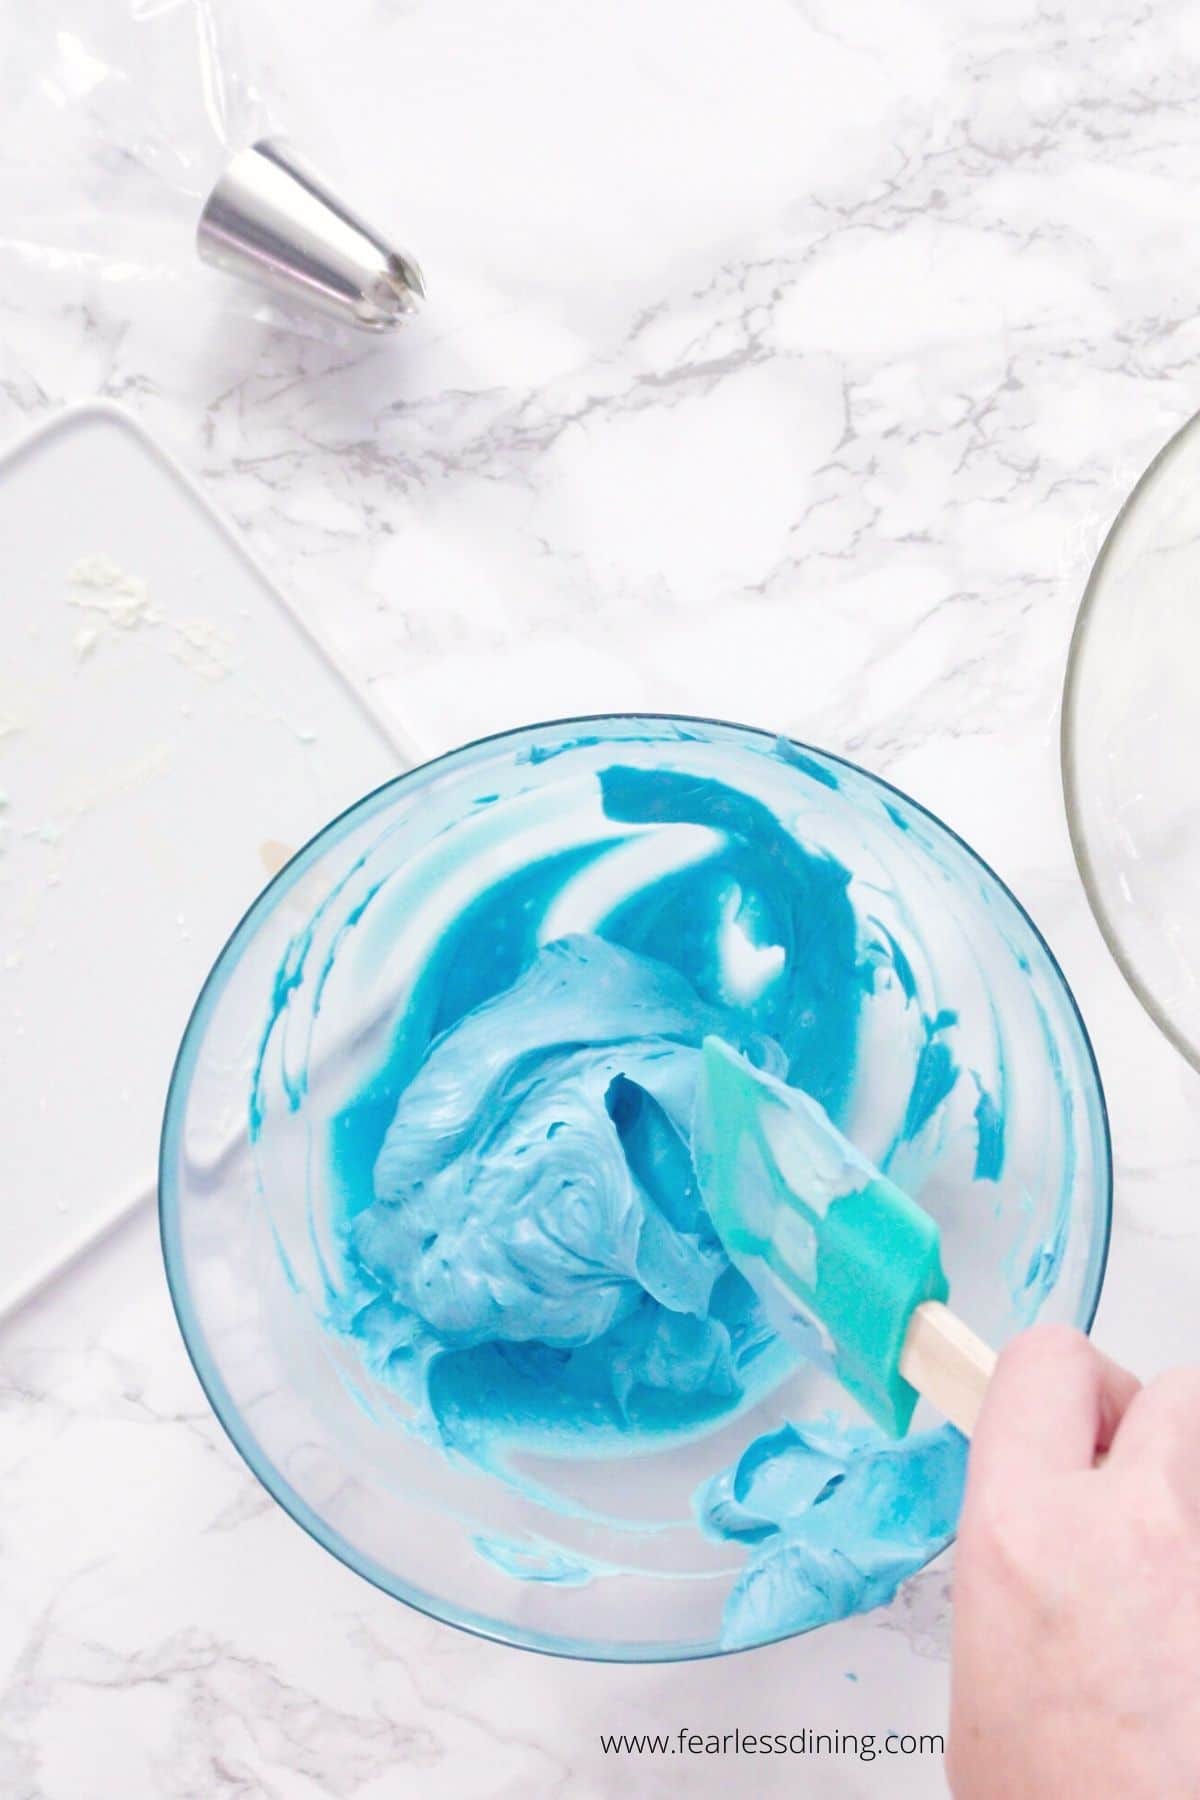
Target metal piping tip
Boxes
[197,137,424,332]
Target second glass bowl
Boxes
[1064,411,1200,1070]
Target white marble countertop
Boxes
[5,1,1200,1794]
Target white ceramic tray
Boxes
[0,402,415,1317]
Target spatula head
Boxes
[694,1037,948,1436]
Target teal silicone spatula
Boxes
[694,1036,997,1438]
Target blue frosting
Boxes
[697,1421,967,1647]
[345,935,786,1456]
[253,752,1020,1649]
[326,767,885,1476]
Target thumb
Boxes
[967,1324,1139,1488]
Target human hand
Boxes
[947,1323,1200,1798]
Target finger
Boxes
[1104,1368,1200,1485]
[968,1324,1140,1487]
[1091,1348,1143,1453]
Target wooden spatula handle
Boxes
[899,1300,997,1437]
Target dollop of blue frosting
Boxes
[347,935,785,1444]
[697,1421,966,1647]
[264,758,1006,1647]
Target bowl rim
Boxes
[160,710,1113,1664]
[1061,408,1200,1076]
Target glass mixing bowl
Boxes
[1063,412,1200,1070]
[161,714,1111,1661]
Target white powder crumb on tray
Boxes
[67,552,160,632]
[169,617,234,681]
[66,552,235,679]
[68,553,127,587]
